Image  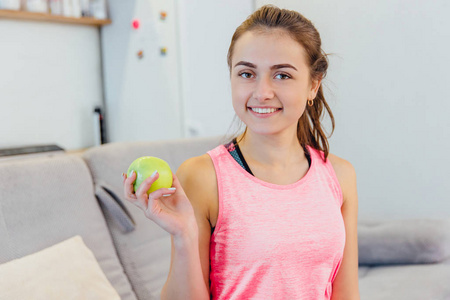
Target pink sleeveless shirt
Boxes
[207,144,346,300]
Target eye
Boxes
[275,73,291,80]
[238,72,254,79]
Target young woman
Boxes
[123,5,360,300]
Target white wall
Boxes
[256,0,450,220]
[101,0,184,143]
[177,0,254,138]
[0,19,104,150]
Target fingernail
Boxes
[130,170,134,177]
[162,194,171,197]
[168,188,176,191]
[151,170,158,177]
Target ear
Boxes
[309,76,322,100]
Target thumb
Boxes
[171,173,188,197]
[171,173,184,190]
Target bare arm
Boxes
[161,155,216,299]
[160,229,208,300]
[329,155,360,300]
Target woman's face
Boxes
[230,30,320,137]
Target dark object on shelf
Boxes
[94,106,107,144]
[0,144,65,157]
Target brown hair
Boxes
[227,5,335,161]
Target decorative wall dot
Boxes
[132,19,140,29]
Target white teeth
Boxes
[251,107,279,114]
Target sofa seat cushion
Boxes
[358,263,450,299]
[0,156,137,300]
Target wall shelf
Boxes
[0,9,111,26]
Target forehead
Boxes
[232,29,308,68]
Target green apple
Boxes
[127,156,173,195]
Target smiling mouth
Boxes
[248,107,282,114]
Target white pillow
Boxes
[0,236,120,300]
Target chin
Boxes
[244,122,299,137]
[244,126,284,136]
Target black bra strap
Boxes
[232,138,254,175]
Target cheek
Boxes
[231,89,244,116]
[231,83,250,106]
[282,87,307,105]
[282,89,308,116]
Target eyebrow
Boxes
[234,61,298,71]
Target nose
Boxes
[253,76,274,102]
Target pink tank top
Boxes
[207,144,346,299]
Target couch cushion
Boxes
[358,218,450,266]
[359,263,450,300]
[0,156,137,300]
[0,235,120,300]
[82,136,223,300]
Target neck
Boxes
[237,129,306,169]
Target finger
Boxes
[146,187,177,215]
[122,173,129,185]
[151,187,177,199]
[126,169,137,185]
[136,171,159,197]
[171,174,186,194]
[171,173,180,187]
[124,170,137,199]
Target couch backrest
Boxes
[0,155,137,300]
[82,135,223,300]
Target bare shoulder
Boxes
[175,154,218,290]
[176,154,218,223]
[327,153,356,179]
[327,153,357,204]
[176,154,216,189]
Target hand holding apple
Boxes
[122,157,197,238]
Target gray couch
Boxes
[1,136,449,299]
